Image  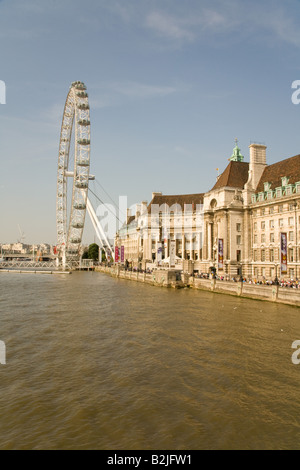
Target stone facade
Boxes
[115,142,300,281]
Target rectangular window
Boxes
[270,249,274,262]
[261,221,265,230]
[253,249,257,261]
[289,248,294,262]
[261,234,266,243]
[270,233,274,243]
[262,267,266,277]
[278,204,283,212]
[254,222,257,230]
[236,223,241,232]
[254,234,258,244]
[290,268,295,278]
[261,249,265,262]
[269,207,274,214]
[289,217,294,226]
[236,235,241,245]
[237,250,241,262]
[261,208,265,215]
[289,231,294,241]
[269,220,274,229]
[279,219,284,228]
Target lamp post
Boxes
[238,262,243,283]
[274,262,279,285]
[213,245,217,279]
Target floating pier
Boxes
[0,270,72,274]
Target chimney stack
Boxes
[152,191,162,200]
[245,143,267,190]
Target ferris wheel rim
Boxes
[56,81,91,262]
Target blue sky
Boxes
[1,0,300,244]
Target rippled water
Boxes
[0,271,300,449]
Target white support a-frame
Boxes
[86,197,115,261]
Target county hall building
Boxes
[115,141,300,281]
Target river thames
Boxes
[0,271,300,450]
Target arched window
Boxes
[210,199,217,209]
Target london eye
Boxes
[56,81,94,268]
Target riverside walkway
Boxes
[95,265,300,308]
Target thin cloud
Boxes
[145,1,300,48]
[111,81,177,98]
[261,10,300,48]
[146,11,195,41]
[90,81,179,109]
[145,6,238,42]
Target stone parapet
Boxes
[94,266,300,306]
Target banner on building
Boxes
[115,246,119,262]
[218,238,224,270]
[157,242,162,265]
[170,239,176,267]
[280,232,287,274]
[121,245,124,263]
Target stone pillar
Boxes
[203,221,208,261]
[190,233,194,261]
[208,223,212,261]
[243,207,251,279]
[226,212,230,261]
[165,237,169,259]
[182,234,185,260]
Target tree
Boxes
[87,243,99,261]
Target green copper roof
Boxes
[230,138,244,162]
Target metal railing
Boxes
[0,260,79,270]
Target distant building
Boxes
[1,243,28,253]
